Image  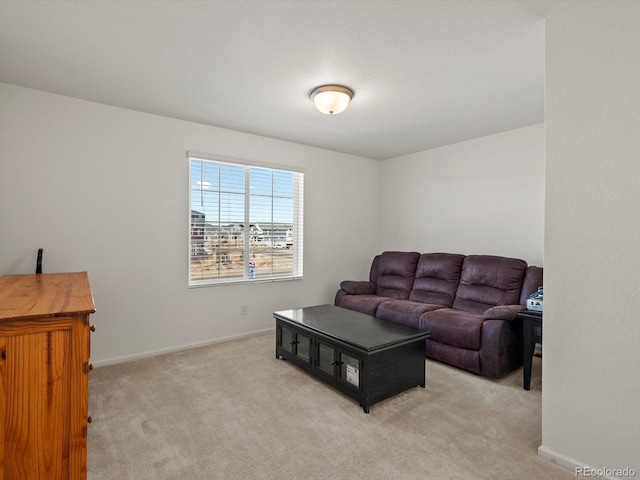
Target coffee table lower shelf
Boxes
[274,307,429,413]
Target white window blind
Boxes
[189,155,304,286]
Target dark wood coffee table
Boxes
[274,304,430,413]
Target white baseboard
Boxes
[538,445,608,479]
[92,327,275,368]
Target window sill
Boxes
[188,276,303,288]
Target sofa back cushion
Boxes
[452,255,527,314]
[409,253,465,306]
[375,251,420,299]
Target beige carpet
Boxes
[87,332,572,479]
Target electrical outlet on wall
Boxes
[240,304,248,315]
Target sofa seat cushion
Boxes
[419,308,484,351]
[337,294,386,316]
[377,300,445,329]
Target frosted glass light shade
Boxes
[310,85,354,115]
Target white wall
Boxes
[379,124,544,266]
[0,83,381,365]
[542,1,640,475]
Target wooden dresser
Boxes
[0,272,96,480]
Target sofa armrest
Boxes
[339,280,376,295]
[482,304,525,321]
[479,319,523,378]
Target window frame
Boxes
[188,152,304,287]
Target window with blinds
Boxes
[189,155,304,286]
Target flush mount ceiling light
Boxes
[309,85,354,115]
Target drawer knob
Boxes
[87,416,92,424]
[90,325,96,332]
[1,350,5,360]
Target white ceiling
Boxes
[0,1,574,160]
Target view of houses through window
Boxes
[189,156,304,285]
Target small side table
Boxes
[519,309,542,390]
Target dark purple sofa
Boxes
[335,251,543,378]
